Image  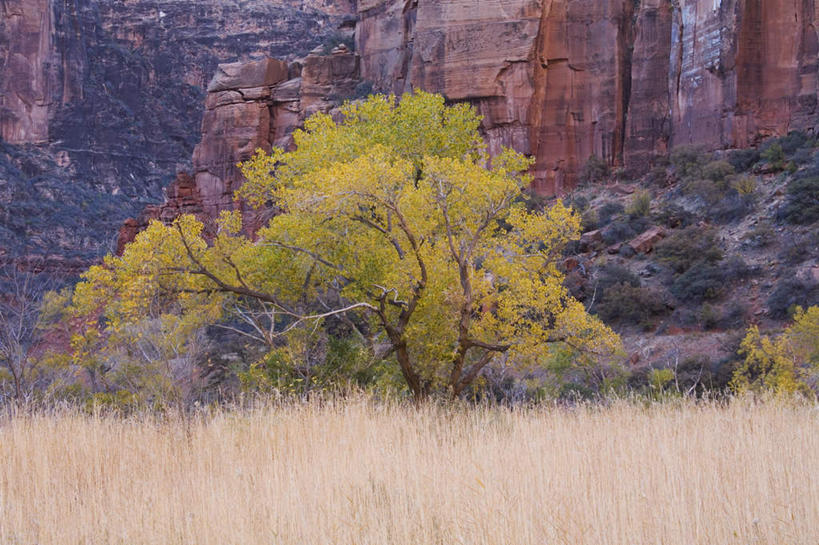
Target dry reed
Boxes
[0,398,817,544]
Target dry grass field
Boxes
[0,398,817,544]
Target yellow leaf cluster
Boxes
[732,306,819,396]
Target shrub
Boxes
[676,356,720,395]
[564,195,590,212]
[655,226,723,273]
[596,263,640,295]
[699,303,720,330]
[761,142,785,171]
[597,201,625,226]
[731,176,757,196]
[777,231,819,264]
[777,131,810,155]
[717,301,749,330]
[728,148,760,172]
[777,176,819,224]
[702,160,736,183]
[791,147,816,166]
[320,31,355,54]
[579,155,610,185]
[626,191,651,218]
[670,146,708,180]
[671,262,726,302]
[645,166,669,187]
[767,279,819,319]
[722,255,755,279]
[682,178,724,205]
[580,208,599,231]
[351,81,374,100]
[601,219,636,245]
[596,283,668,326]
[653,203,696,229]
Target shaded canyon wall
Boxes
[2,0,818,263]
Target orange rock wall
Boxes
[358,0,819,193]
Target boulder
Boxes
[579,229,604,250]
[628,227,667,255]
[207,58,289,92]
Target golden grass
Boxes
[0,399,817,544]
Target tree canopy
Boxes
[71,91,620,399]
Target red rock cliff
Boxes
[4,0,817,261]
[357,0,818,193]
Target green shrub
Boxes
[777,176,819,224]
[645,166,669,187]
[581,208,599,231]
[671,146,709,180]
[601,219,637,245]
[709,190,756,224]
[767,279,819,319]
[728,148,760,172]
[596,263,640,294]
[717,301,749,330]
[655,226,723,273]
[742,223,775,249]
[761,142,785,171]
[776,131,810,155]
[791,147,816,166]
[351,81,374,100]
[699,303,720,330]
[777,231,819,264]
[671,262,726,302]
[320,31,355,54]
[596,283,668,326]
[731,176,757,196]
[702,160,736,183]
[597,201,625,226]
[683,178,723,205]
[626,191,651,218]
[653,203,696,229]
[579,155,610,185]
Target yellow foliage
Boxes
[72,91,621,398]
[732,306,819,396]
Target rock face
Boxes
[3,0,819,268]
[0,0,355,269]
[146,48,362,236]
[357,0,819,193]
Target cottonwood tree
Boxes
[71,92,620,399]
[732,306,819,396]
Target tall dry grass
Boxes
[0,398,817,544]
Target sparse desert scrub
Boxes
[0,398,817,545]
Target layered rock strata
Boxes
[3,0,819,266]
[0,0,354,269]
[117,47,362,246]
[358,0,819,193]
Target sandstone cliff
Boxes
[2,0,819,267]
[0,0,354,268]
[358,0,819,193]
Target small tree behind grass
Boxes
[732,306,819,397]
[71,92,620,400]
